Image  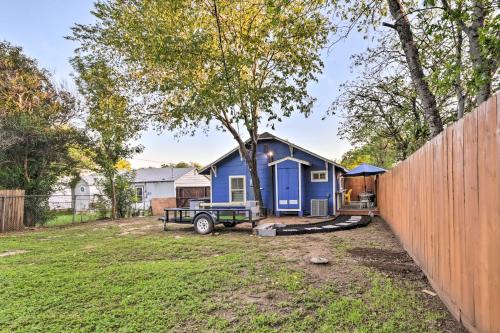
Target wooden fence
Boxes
[378,93,500,333]
[0,189,25,233]
[344,176,376,202]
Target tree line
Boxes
[332,0,498,167]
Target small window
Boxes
[229,176,245,203]
[80,186,85,193]
[311,171,328,182]
[135,187,144,202]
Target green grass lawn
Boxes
[0,218,458,332]
[44,212,104,227]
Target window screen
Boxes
[230,177,245,202]
[136,187,144,202]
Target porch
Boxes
[337,172,382,216]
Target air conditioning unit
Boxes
[311,199,328,216]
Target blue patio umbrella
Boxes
[344,163,387,192]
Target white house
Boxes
[131,167,210,211]
[73,174,103,212]
[72,167,210,213]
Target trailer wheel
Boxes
[193,214,214,235]
[223,222,237,228]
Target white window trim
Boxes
[311,170,328,182]
[229,175,246,203]
[135,186,144,203]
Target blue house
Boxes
[199,132,347,216]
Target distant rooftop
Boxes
[133,167,194,182]
[79,167,195,185]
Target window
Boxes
[311,171,328,182]
[80,186,85,193]
[229,176,245,203]
[135,186,144,202]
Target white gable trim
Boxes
[268,156,311,167]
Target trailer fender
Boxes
[192,211,218,224]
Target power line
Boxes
[130,158,169,164]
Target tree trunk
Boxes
[245,142,264,207]
[465,1,490,105]
[455,23,465,119]
[237,140,263,207]
[111,176,117,219]
[221,118,264,208]
[441,0,494,106]
[386,0,443,138]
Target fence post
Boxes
[72,195,76,224]
[1,196,5,233]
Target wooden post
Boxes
[72,194,76,224]
[1,196,5,233]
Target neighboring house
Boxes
[73,174,102,212]
[132,167,210,212]
[71,167,210,213]
[48,178,74,211]
[199,132,347,217]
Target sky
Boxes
[0,0,368,169]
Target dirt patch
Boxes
[348,247,408,261]
[348,247,425,280]
[118,223,160,236]
[0,250,28,257]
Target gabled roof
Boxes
[78,168,195,185]
[268,156,312,166]
[133,167,194,183]
[199,132,347,174]
[80,174,102,186]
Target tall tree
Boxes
[70,0,330,206]
[330,0,498,137]
[72,56,143,219]
[0,41,84,226]
[439,0,499,105]
[332,74,429,162]
[384,0,443,137]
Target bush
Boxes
[96,171,136,219]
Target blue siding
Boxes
[210,138,342,215]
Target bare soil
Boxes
[0,250,28,257]
[348,247,425,280]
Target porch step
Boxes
[253,223,286,237]
[338,209,379,216]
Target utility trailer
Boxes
[160,208,260,234]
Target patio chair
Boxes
[344,189,352,204]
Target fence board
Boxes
[0,189,25,232]
[378,93,500,333]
